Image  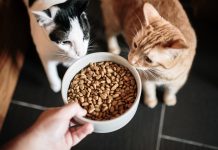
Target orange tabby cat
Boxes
[101,0,196,108]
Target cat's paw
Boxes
[109,47,121,55]
[164,95,177,106]
[108,36,121,55]
[144,98,158,108]
[50,80,61,93]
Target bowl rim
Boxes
[62,52,141,124]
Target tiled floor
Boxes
[1,0,218,150]
[160,139,214,150]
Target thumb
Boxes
[60,102,87,120]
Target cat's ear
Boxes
[163,38,188,49]
[143,3,160,26]
[32,10,52,27]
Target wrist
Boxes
[4,127,44,150]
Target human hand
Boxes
[4,102,93,150]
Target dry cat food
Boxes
[67,61,137,120]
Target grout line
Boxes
[12,100,49,111]
[156,104,166,150]
[161,135,218,150]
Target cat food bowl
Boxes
[61,52,141,133]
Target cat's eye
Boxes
[133,42,137,49]
[144,56,152,64]
[62,41,72,46]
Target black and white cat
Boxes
[23,0,90,92]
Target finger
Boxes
[69,118,81,128]
[60,102,87,119]
[70,123,94,147]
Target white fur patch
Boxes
[25,0,68,11]
[50,6,60,18]
[148,48,173,64]
[59,18,89,58]
[108,36,121,54]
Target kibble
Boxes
[67,61,137,121]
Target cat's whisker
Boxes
[133,26,139,36]
[141,70,149,80]
[88,45,99,48]
[139,69,157,80]
[89,39,97,47]
[56,54,69,59]
[150,71,158,79]
[88,47,98,50]
[128,24,138,36]
[56,49,66,55]
[136,14,144,31]
[88,48,98,51]
[127,27,138,39]
[54,51,73,61]
[88,38,99,51]
[149,68,159,74]
[136,14,142,26]
[150,68,167,75]
[143,72,148,80]
[89,39,96,46]
[130,13,139,36]
[55,52,66,56]
[56,54,67,57]
[145,72,150,80]
[146,70,154,80]
[129,30,135,37]
[55,52,67,56]
[88,44,99,52]
[58,56,70,62]
[89,40,94,46]
[151,72,160,79]
[135,14,145,37]
[149,69,161,79]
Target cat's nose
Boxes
[130,59,137,65]
[128,55,137,65]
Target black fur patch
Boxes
[43,9,51,18]
[49,29,67,43]
[79,12,90,40]
[49,0,90,43]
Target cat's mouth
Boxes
[68,52,80,59]
[129,64,147,71]
[57,44,81,58]
[136,68,161,80]
[55,49,81,61]
[134,66,146,71]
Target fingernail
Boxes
[83,109,87,115]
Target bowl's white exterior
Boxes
[62,52,141,133]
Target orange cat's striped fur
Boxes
[101,0,196,108]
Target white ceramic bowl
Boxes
[62,52,141,133]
